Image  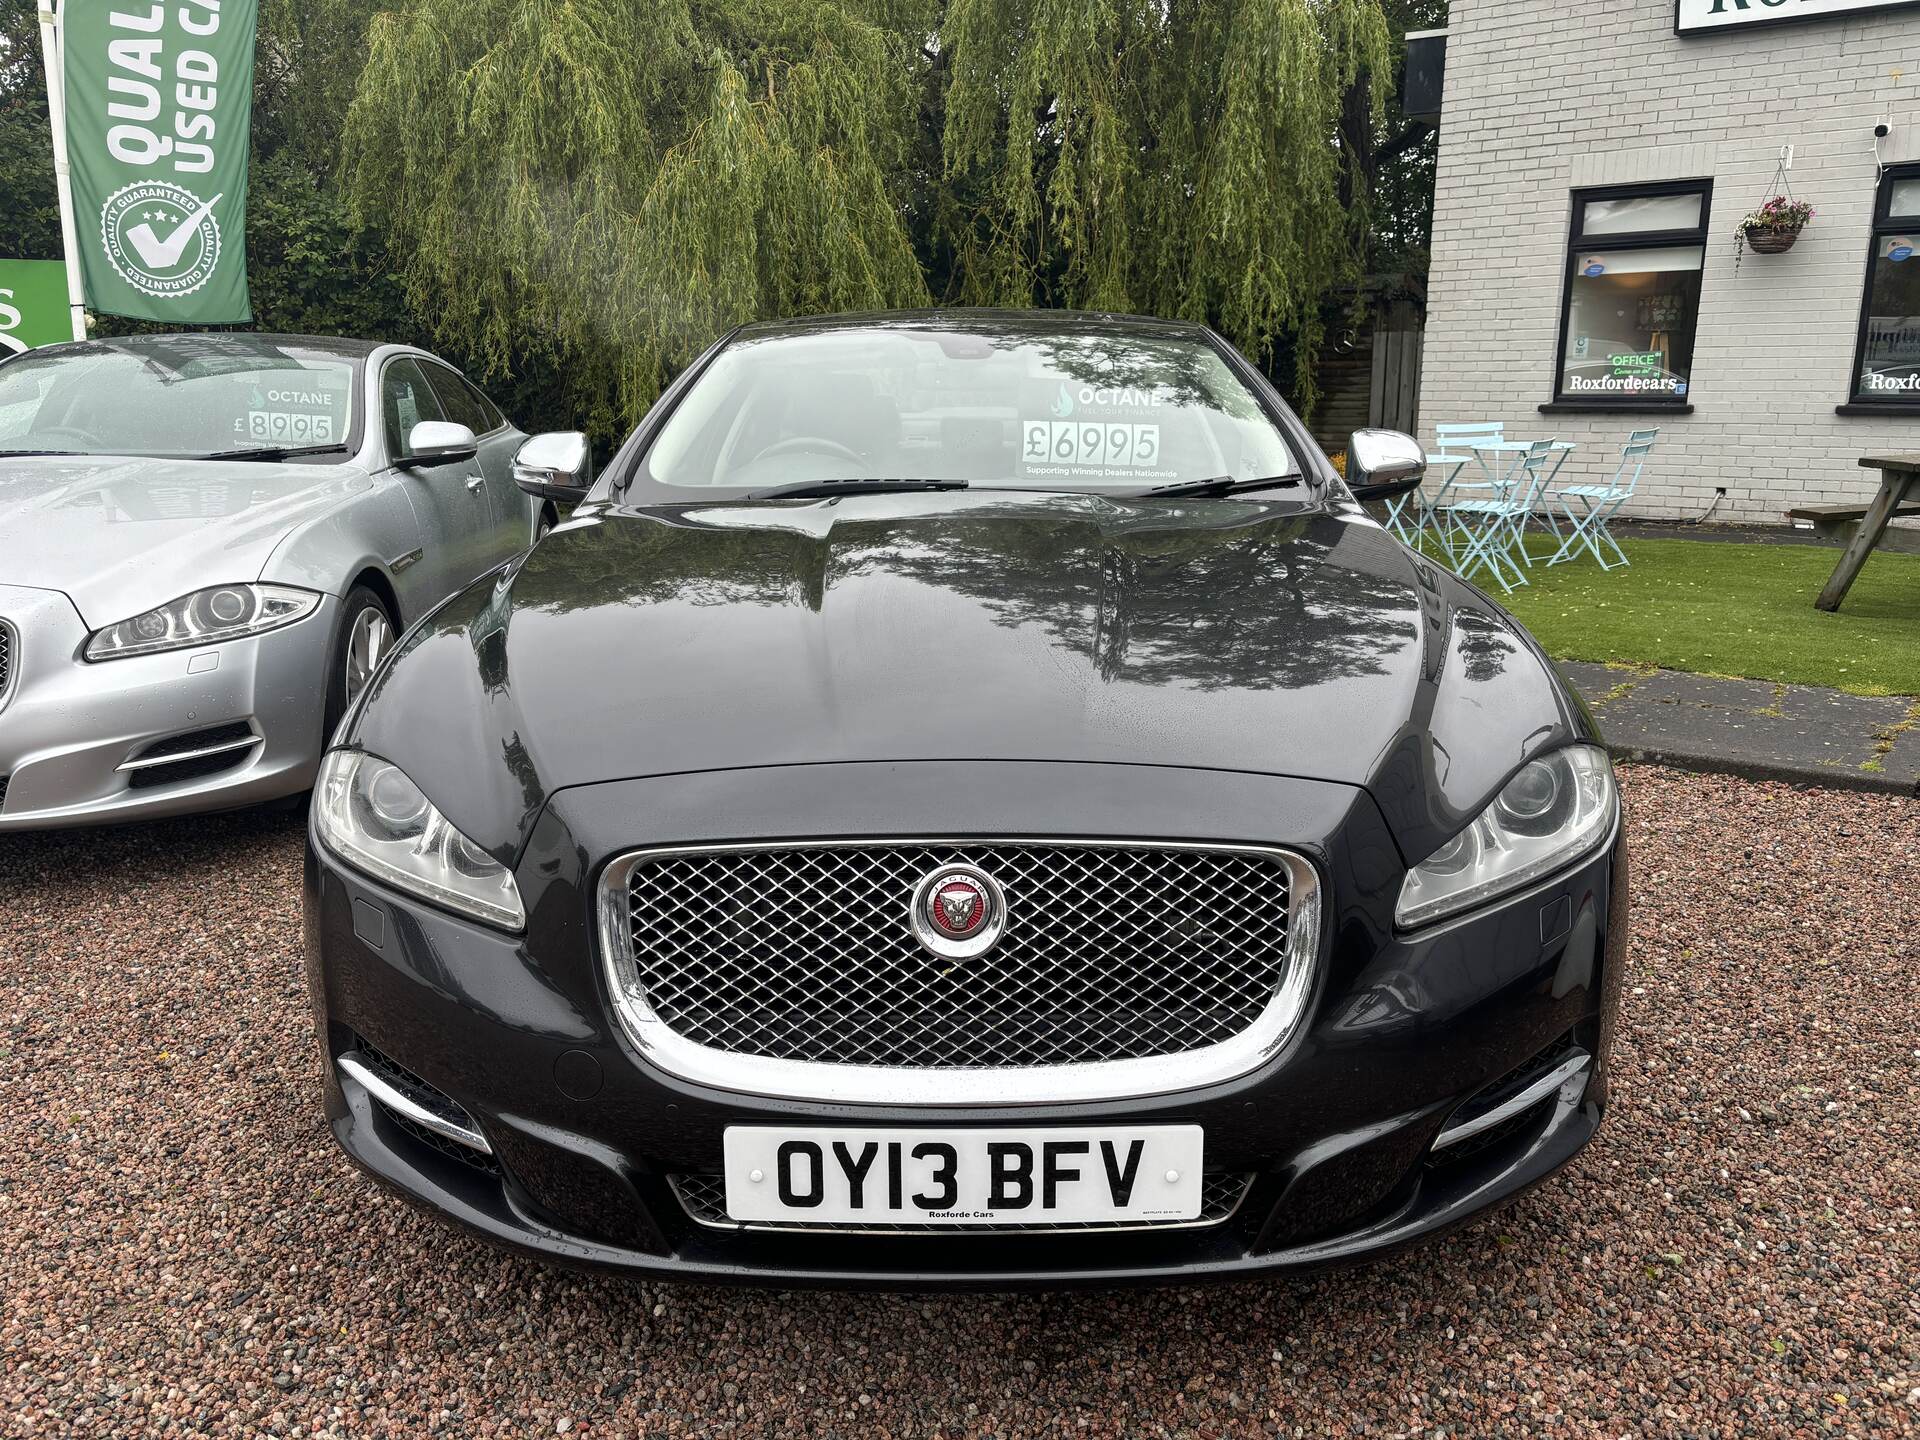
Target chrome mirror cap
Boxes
[1347,428,1427,503]
[512,431,594,502]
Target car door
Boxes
[379,355,497,605]
[422,360,530,556]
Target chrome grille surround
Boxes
[597,839,1321,1105]
[669,1171,1257,1235]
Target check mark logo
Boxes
[125,193,222,271]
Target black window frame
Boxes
[378,355,447,462]
[1845,162,1920,410]
[1544,178,1713,414]
[422,359,499,437]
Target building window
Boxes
[1851,165,1920,404]
[1553,181,1712,407]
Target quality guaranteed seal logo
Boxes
[98,181,224,300]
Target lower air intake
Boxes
[670,1171,1254,1234]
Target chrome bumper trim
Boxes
[114,733,262,773]
[597,837,1322,1107]
[1432,1051,1592,1152]
[337,1051,493,1155]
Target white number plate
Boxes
[722,1125,1205,1226]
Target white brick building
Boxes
[1422,0,1920,523]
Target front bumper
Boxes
[0,584,336,829]
[304,761,1628,1289]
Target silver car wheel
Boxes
[343,607,392,707]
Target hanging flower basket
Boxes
[1742,224,1802,254]
[1737,197,1814,257]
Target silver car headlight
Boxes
[85,583,321,660]
[314,751,526,931]
[1396,745,1618,930]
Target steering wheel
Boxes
[752,435,864,466]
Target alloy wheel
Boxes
[343,606,392,707]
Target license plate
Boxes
[722,1125,1205,1227]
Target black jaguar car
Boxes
[304,311,1626,1287]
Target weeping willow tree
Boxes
[343,0,936,422]
[940,0,1392,404]
[343,0,1394,426]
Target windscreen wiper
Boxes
[198,443,350,462]
[1139,474,1303,499]
[744,478,971,501]
[0,448,84,458]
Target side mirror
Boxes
[512,431,594,503]
[1346,428,1426,503]
[400,420,478,466]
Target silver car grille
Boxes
[669,1171,1255,1235]
[0,619,15,710]
[600,840,1320,1103]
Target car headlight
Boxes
[1395,745,1617,929]
[313,751,526,931]
[85,583,321,660]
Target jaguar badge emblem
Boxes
[909,863,1007,960]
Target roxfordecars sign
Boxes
[1679,0,1920,33]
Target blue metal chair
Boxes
[1508,441,1578,572]
[1398,422,1505,555]
[1548,429,1658,570]
[1444,439,1559,593]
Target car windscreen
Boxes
[0,346,357,459]
[638,327,1299,497]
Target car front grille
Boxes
[669,1171,1255,1234]
[607,840,1315,1089]
[0,619,15,709]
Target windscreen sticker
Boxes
[237,382,347,444]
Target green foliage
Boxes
[345,0,1396,429]
[343,0,935,424]
[0,0,60,259]
[944,0,1391,396]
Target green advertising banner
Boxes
[0,260,73,354]
[60,0,257,323]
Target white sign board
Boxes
[1679,0,1920,33]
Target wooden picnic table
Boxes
[1813,454,1920,612]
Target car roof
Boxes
[22,332,388,364]
[732,308,1212,343]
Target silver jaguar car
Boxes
[0,332,546,829]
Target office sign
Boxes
[0,259,72,354]
[60,0,257,322]
[1679,0,1920,34]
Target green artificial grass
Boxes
[1440,535,1920,697]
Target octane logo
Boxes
[910,863,1007,960]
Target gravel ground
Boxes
[1,765,1915,1439]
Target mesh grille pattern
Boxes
[622,842,1297,1069]
[0,621,13,704]
[671,1172,1253,1233]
